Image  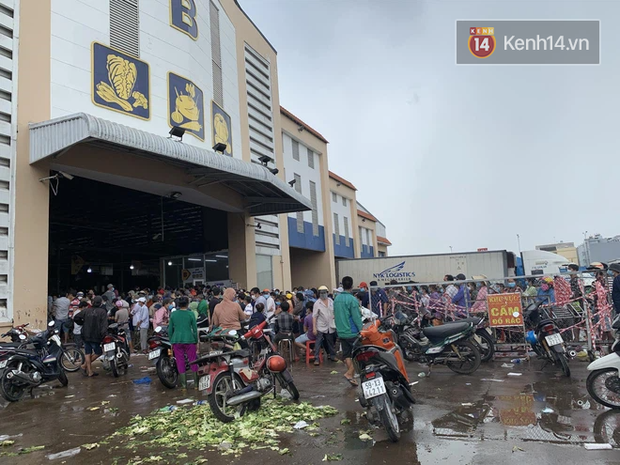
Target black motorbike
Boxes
[0,321,68,402]
[524,301,571,377]
[445,317,495,363]
[101,323,130,377]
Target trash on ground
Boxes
[330,370,338,375]
[409,381,419,386]
[323,453,344,461]
[512,446,524,453]
[82,443,99,450]
[507,373,522,377]
[278,448,289,455]
[64,395,75,398]
[1,440,14,447]
[340,419,351,425]
[584,443,612,450]
[501,363,515,368]
[176,398,194,404]
[358,433,373,442]
[87,407,100,411]
[461,403,474,406]
[481,379,504,383]
[293,421,309,429]
[541,407,554,413]
[418,372,426,378]
[133,376,151,384]
[46,447,81,460]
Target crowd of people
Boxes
[46,261,620,382]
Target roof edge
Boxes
[329,171,357,191]
[233,0,277,54]
[357,210,377,222]
[377,236,392,246]
[280,106,328,143]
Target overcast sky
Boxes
[240,0,617,256]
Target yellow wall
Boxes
[221,0,291,291]
[10,0,52,329]
[555,247,578,264]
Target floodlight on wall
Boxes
[39,171,74,196]
[288,179,296,187]
[168,126,185,141]
[168,261,173,266]
[246,222,262,230]
[258,155,273,166]
[269,168,279,175]
[130,265,135,270]
[212,142,227,153]
[87,267,92,273]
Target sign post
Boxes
[487,293,528,360]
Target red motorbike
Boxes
[192,318,299,422]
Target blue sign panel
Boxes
[211,101,233,156]
[170,0,199,40]
[92,42,150,120]
[168,72,205,141]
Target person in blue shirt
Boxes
[452,274,470,316]
[537,277,555,304]
[369,280,388,317]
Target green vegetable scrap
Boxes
[1,440,14,447]
[340,419,351,425]
[330,371,339,375]
[110,398,338,458]
[83,443,99,450]
[323,453,344,461]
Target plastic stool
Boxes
[306,340,324,365]
[278,338,295,365]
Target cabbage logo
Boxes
[373,261,416,282]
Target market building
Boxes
[0,0,391,328]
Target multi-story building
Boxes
[535,242,578,264]
[577,234,620,266]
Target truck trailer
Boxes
[336,250,517,286]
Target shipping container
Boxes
[336,250,516,285]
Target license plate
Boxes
[148,349,161,360]
[545,334,563,346]
[198,375,211,391]
[103,342,115,352]
[0,360,6,369]
[362,377,386,400]
[209,350,223,357]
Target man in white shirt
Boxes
[131,297,150,353]
[313,286,337,364]
[264,289,276,320]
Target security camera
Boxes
[58,171,74,180]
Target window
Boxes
[256,254,273,291]
[342,197,347,207]
[292,140,300,161]
[110,0,140,58]
[307,148,314,169]
[332,192,337,202]
[343,216,350,247]
[309,181,319,236]
[334,213,340,245]
[294,173,303,233]
[379,251,386,257]
[359,226,363,252]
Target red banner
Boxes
[487,293,523,327]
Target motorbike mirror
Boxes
[19,334,26,340]
[48,321,55,327]
[155,326,162,333]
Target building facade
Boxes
[535,242,578,265]
[577,234,620,266]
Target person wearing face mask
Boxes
[505,279,522,293]
[313,285,337,365]
[537,277,555,304]
[523,278,538,298]
[358,282,370,308]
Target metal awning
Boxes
[29,113,312,216]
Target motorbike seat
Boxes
[423,322,471,342]
[196,315,209,327]
[445,317,481,326]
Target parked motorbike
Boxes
[148,321,238,389]
[101,323,130,377]
[524,301,571,377]
[387,316,481,374]
[446,317,495,362]
[586,314,620,409]
[0,321,68,402]
[353,319,416,442]
[1,323,85,373]
[193,318,299,423]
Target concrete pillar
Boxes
[227,212,256,289]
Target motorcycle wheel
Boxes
[555,352,571,377]
[593,409,620,446]
[445,340,481,375]
[587,368,620,409]
[110,358,119,378]
[276,372,300,400]
[0,360,29,402]
[207,372,245,423]
[475,330,495,363]
[60,347,85,373]
[374,394,400,442]
[57,366,68,386]
[156,355,178,389]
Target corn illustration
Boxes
[171,84,201,131]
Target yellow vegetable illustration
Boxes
[213,113,230,152]
[95,52,147,114]
[172,86,201,131]
[107,54,137,99]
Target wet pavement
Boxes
[0,355,619,464]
